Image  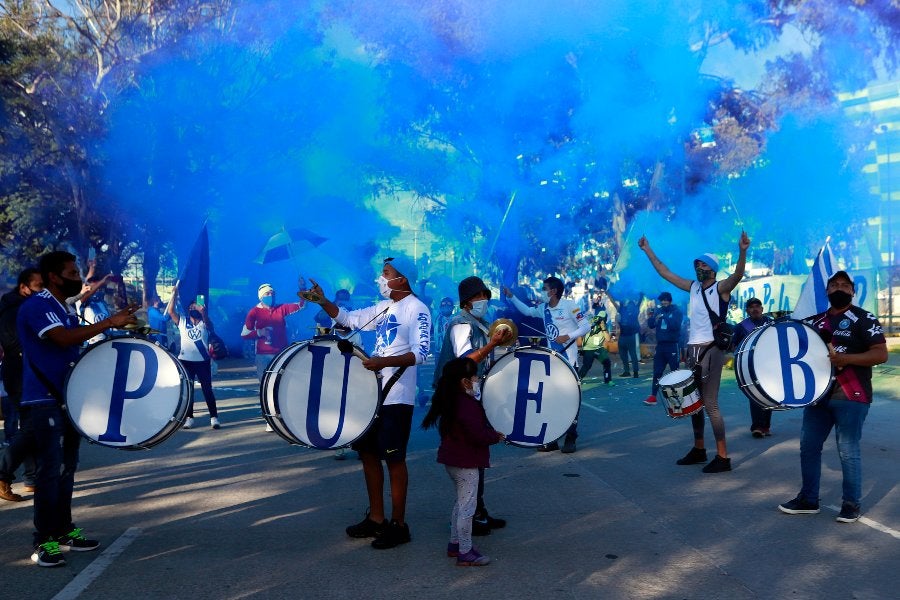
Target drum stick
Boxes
[725,187,745,229]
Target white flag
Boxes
[792,241,838,320]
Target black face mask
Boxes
[189,310,203,320]
[695,268,714,282]
[60,276,84,298]
[827,290,853,309]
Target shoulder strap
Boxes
[699,283,724,325]
[26,356,64,404]
[380,365,409,400]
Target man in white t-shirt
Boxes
[503,276,590,453]
[307,257,430,550]
[638,232,749,474]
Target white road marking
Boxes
[581,402,607,413]
[824,505,900,539]
[52,527,142,600]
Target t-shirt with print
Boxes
[178,317,210,362]
[509,296,590,365]
[803,305,885,403]
[335,294,431,406]
[17,290,81,406]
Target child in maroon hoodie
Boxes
[422,357,504,566]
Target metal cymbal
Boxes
[488,318,518,346]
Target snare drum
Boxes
[64,337,191,449]
[657,369,703,418]
[734,320,833,410]
[261,338,380,449]
[481,346,580,447]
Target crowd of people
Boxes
[0,235,889,569]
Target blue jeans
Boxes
[19,404,81,544]
[799,397,869,507]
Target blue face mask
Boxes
[261,295,274,307]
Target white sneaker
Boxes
[265,423,274,432]
[183,417,194,429]
[210,417,220,429]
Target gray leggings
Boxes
[686,344,727,443]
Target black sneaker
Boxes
[836,502,860,523]
[346,512,387,538]
[778,495,820,515]
[537,441,560,452]
[475,510,506,530]
[371,520,411,549]
[675,447,707,465]
[701,455,732,473]
[561,437,577,454]
[58,528,100,552]
[619,372,631,378]
[31,541,66,567]
[472,518,492,536]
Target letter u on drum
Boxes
[268,339,380,449]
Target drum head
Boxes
[263,339,380,449]
[65,338,191,449]
[735,320,833,409]
[481,346,580,447]
[658,369,693,387]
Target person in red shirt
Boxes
[241,282,305,431]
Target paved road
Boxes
[2,348,899,600]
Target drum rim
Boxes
[262,338,381,449]
[63,337,192,450]
[480,344,581,448]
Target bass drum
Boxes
[481,346,580,448]
[64,337,192,449]
[261,338,381,449]
[734,320,834,410]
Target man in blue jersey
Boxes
[17,251,137,567]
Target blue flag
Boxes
[793,240,837,319]
[178,225,210,313]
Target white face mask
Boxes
[469,299,489,319]
[540,290,551,303]
[376,275,402,299]
[465,378,481,398]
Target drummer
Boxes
[306,256,430,550]
[732,298,773,437]
[432,276,512,535]
[638,232,750,474]
[503,276,590,453]
[16,251,137,567]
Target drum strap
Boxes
[380,366,408,401]
[26,356,65,405]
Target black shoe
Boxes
[371,520,411,549]
[561,437,577,453]
[632,373,639,378]
[474,510,506,530]
[778,495,820,515]
[537,441,560,452]
[346,512,387,538]
[472,518,492,536]
[57,528,100,552]
[31,540,66,567]
[836,502,860,523]
[675,447,708,465]
[619,372,631,378]
[701,455,732,473]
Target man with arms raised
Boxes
[638,232,750,473]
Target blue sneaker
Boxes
[456,547,490,566]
